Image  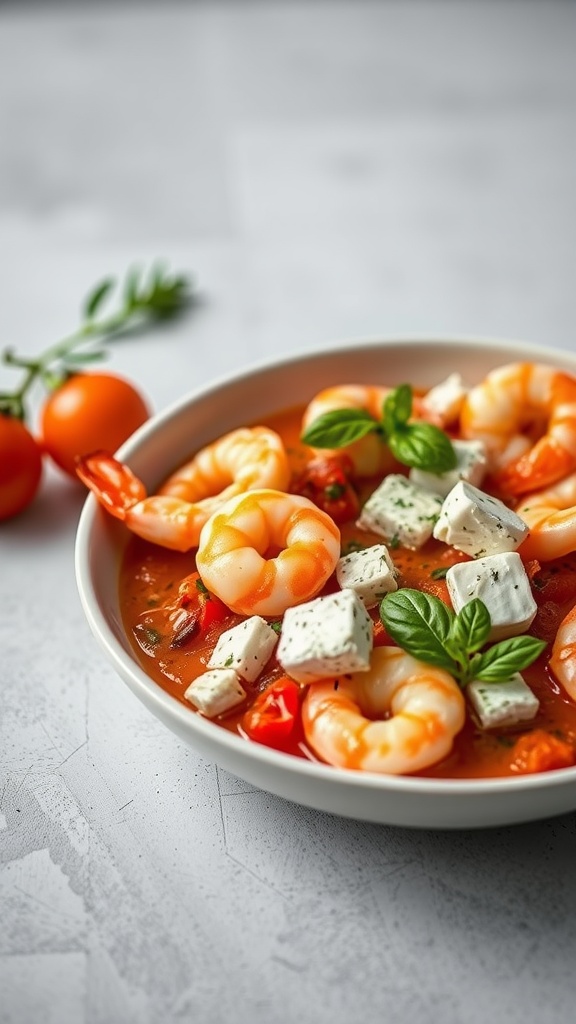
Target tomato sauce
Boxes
[119,404,576,779]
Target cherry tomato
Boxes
[291,454,360,523]
[40,371,150,478]
[242,677,301,747]
[0,413,43,521]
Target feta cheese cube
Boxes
[277,588,373,684]
[467,673,539,730]
[421,373,468,426]
[207,615,278,682]
[433,480,529,557]
[336,544,398,608]
[409,439,487,498]
[446,552,537,641]
[357,474,442,550]
[184,669,246,718]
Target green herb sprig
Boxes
[301,383,456,474]
[379,588,546,688]
[0,262,195,421]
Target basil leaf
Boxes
[452,599,491,654]
[380,589,457,671]
[387,422,457,473]
[383,383,412,432]
[471,636,547,683]
[301,408,378,449]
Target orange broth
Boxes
[119,404,576,779]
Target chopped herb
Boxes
[430,566,449,580]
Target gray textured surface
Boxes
[2,3,576,1022]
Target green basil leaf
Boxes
[83,277,115,320]
[452,599,492,654]
[380,589,457,671]
[471,636,547,683]
[387,421,457,473]
[383,383,412,433]
[301,408,378,449]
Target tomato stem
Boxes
[0,262,195,421]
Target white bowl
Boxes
[75,336,576,829]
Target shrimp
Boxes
[549,603,576,703]
[302,646,465,775]
[460,362,576,496]
[159,426,290,501]
[195,488,341,616]
[301,384,398,476]
[516,471,576,561]
[76,426,290,552]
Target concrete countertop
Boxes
[2,3,576,1022]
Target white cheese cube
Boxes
[433,480,529,557]
[277,588,373,684]
[184,669,246,718]
[467,673,539,730]
[357,474,442,550]
[336,544,398,608]
[421,373,468,426]
[409,439,487,498]
[207,615,278,682]
[446,552,537,641]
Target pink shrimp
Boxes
[516,471,576,562]
[460,362,576,496]
[302,647,465,774]
[195,488,341,616]
[76,426,290,552]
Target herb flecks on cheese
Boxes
[277,588,373,684]
[446,552,537,642]
[433,480,529,557]
[357,474,442,550]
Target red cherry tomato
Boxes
[291,454,360,523]
[242,677,301,747]
[0,413,43,521]
[40,371,150,478]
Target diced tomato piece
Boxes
[291,454,360,523]
[509,729,576,774]
[242,677,301,747]
[169,572,230,646]
[199,592,229,631]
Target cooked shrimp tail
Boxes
[76,426,292,552]
[76,450,146,520]
[76,451,208,551]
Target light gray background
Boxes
[1,3,576,1022]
